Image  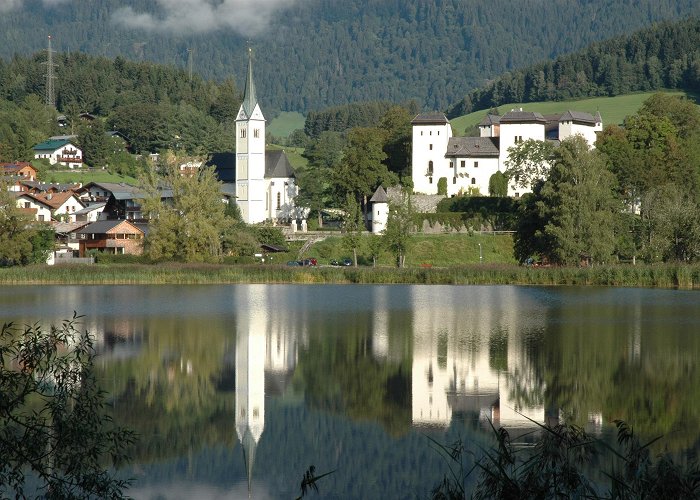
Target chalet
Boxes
[411,109,602,197]
[15,193,52,222]
[1,162,37,181]
[52,221,90,257]
[75,219,144,257]
[32,139,83,168]
[16,191,84,222]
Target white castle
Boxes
[411,109,602,197]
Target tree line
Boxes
[448,18,700,117]
[1,0,699,113]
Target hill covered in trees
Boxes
[1,0,699,114]
[447,17,700,118]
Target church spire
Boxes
[242,47,258,117]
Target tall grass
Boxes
[2,263,699,288]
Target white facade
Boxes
[411,110,602,198]
[411,114,452,195]
[235,51,267,224]
[369,186,389,234]
[15,194,52,222]
[33,141,83,169]
[265,175,297,221]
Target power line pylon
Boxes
[43,35,57,108]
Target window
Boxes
[240,128,246,138]
[474,161,479,168]
[437,131,440,135]
[427,161,434,175]
[276,192,281,210]
[471,178,476,184]
[460,160,465,168]
[24,202,30,208]
[429,144,433,150]
[453,177,457,184]
[515,192,520,198]
[514,135,523,144]
[254,128,260,138]
[430,131,432,136]
[421,131,423,136]
[429,176,433,184]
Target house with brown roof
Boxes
[16,191,84,222]
[75,220,144,257]
[1,162,37,181]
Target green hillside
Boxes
[1,1,699,112]
[450,91,695,135]
[268,112,305,138]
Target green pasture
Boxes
[268,111,306,138]
[450,91,694,136]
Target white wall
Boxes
[412,122,452,194]
[448,156,500,196]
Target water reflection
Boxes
[2,285,699,498]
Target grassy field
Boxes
[42,170,138,185]
[450,91,695,136]
[303,233,517,267]
[268,111,305,138]
[2,262,699,288]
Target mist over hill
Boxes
[1,0,699,113]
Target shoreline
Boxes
[1,263,699,289]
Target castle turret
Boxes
[370,186,389,234]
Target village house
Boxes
[411,109,602,197]
[75,219,144,257]
[1,162,37,181]
[15,191,84,223]
[32,139,83,168]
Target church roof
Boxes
[370,186,389,203]
[208,150,296,183]
[411,113,449,125]
[265,150,295,178]
[445,137,500,158]
[242,48,258,117]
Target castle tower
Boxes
[370,186,389,234]
[410,113,452,195]
[235,49,267,224]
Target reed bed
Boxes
[1,263,700,289]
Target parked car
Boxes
[329,259,340,266]
[286,260,301,266]
[300,258,318,267]
[342,258,352,266]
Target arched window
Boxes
[276,192,281,210]
[428,161,433,176]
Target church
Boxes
[211,49,298,224]
[411,109,602,197]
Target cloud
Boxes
[0,0,66,12]
[111,0,298,36]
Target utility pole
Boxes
[44,35,57,108]
[187,48,193,82]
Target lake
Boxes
[1,284,699,499]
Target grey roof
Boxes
[220,183,236,197]
[265,150,295,178]
[21,180,79,192]
[478,114,501,126]
[411,113,449,125]
[594,111,602,123]
[74,203,105,215]
[80,182,147,200]
[559,110,596,125]
[75,220,142,235]
[242,48,258,117]
[500,111,547,124]
[445,137,500,158]
[369,186,388,203]
[52,221,89,234]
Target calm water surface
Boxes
[1,284,699,499]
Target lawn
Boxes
[268,111,305,138]
[304,233,516,267]
[450,90,694,136]
[41,169,138,185]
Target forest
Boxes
[448,17,700,117]
[0,0,699,113]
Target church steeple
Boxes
[242,47,258,118]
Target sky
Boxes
[0,0,301,36]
